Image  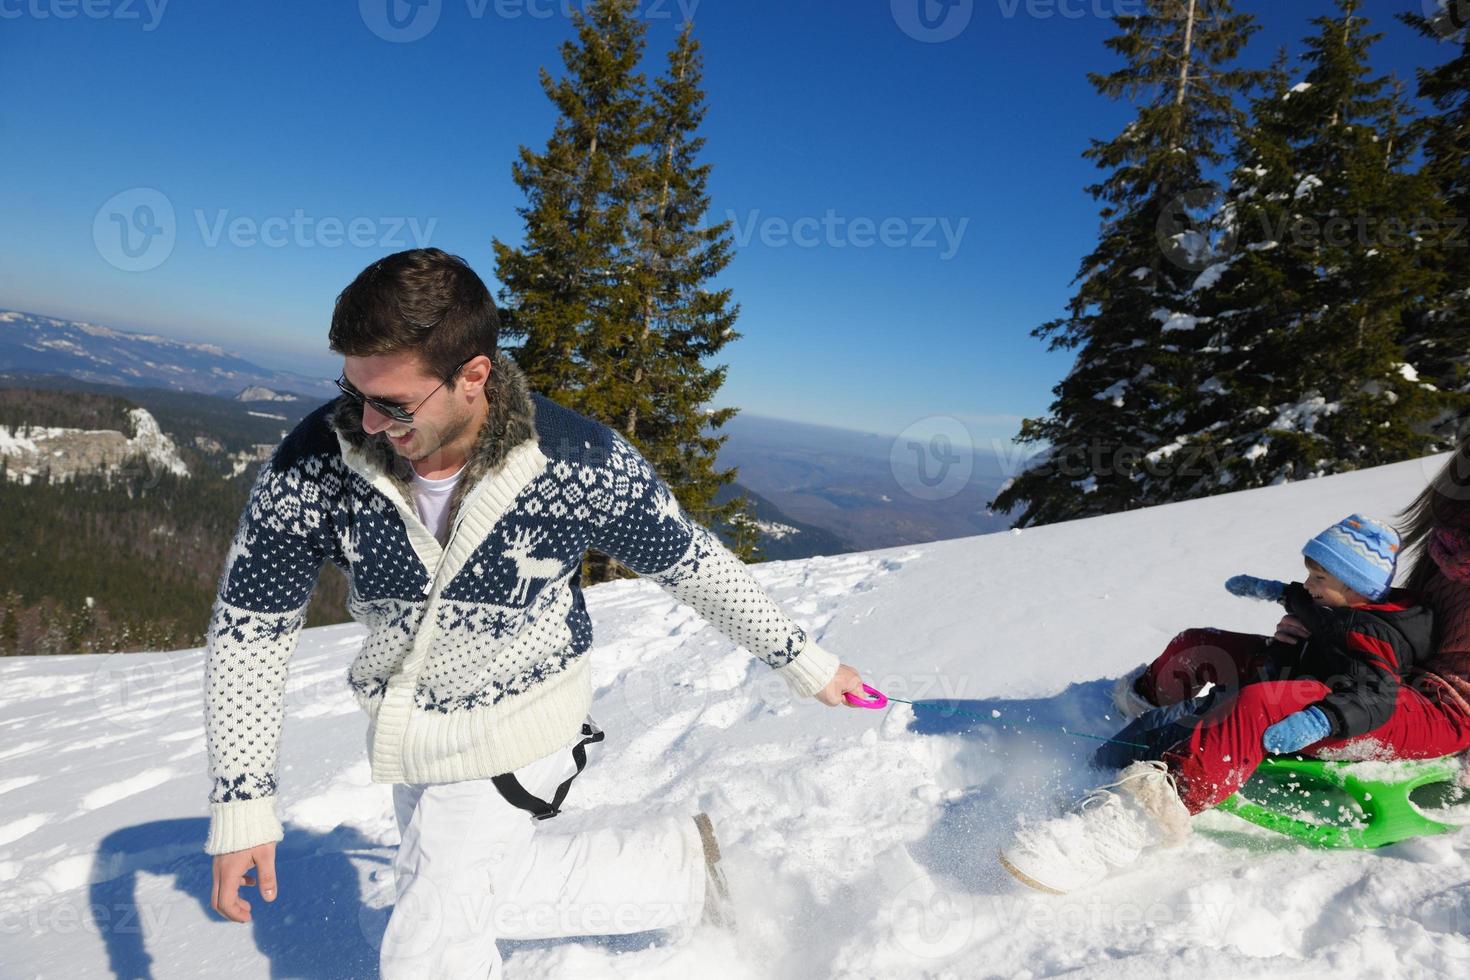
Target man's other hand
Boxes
[211,842,278,923]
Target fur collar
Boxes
[329,348,539,525]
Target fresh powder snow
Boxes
[3,453,1470,977]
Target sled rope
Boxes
[869,691,1150,749]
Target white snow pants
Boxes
[378,717,708,979]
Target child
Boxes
[1000,514,1434,895]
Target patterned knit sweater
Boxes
[202,349,840,854]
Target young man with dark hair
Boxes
[203,248,866,976]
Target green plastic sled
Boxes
[1214,755,1466,849]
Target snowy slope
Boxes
[4,452,1470,978]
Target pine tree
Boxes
[0,601,17,656]
[622,23,752,554]
[492,0,650,401]
[498,10,758,580]
[1400,4,1470,427]
[1188,0,1450,487]
[726,500,765,564]
[991,0,1263,527]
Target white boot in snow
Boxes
[1109,663,1155,720]
[999,760,1192,895]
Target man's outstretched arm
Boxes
[587,430,861,703]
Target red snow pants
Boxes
[1142,628,1470,813]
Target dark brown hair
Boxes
[328,248,499,380]
[1397,436,1470,593]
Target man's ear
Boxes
[459,353,493,396]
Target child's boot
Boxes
[1109,663,1155,720]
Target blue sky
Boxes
[0,0,1450,448]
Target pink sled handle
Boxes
[843,684,887,709]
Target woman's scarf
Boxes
[1431,525,1470,584]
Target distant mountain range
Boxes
[0,310,334,400]
[0,308,1019,556]
[715,413,1019,550]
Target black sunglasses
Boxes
[335,355,477,426]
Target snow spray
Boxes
[844,684,1148,749]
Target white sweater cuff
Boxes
[205,796,284,855]
[772,636,841,698]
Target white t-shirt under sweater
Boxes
[409,462,466,546]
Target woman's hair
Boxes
[1397,436,1470,593]
[328,248,499,380]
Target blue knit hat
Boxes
[1302,514,1400,601]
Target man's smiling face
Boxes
[341,350,491,470]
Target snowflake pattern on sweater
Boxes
[202,358,839,854]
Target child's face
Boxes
[1304,560,1370,607]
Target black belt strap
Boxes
[491,722,604,820]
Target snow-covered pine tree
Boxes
[1186,0,1450,487]
[492,0,649,402]
[623,23,757,560]
[1399,3,1470,430]
[991,0,1263,528]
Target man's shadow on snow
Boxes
[88,818,668,980]
[897,677,1132,896]
[89,819,387,979]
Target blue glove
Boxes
[1262,706,1332,754]
[1225,574,1286,602]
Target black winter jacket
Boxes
[1275,583,1435,739]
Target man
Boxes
[203,247,865,976]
